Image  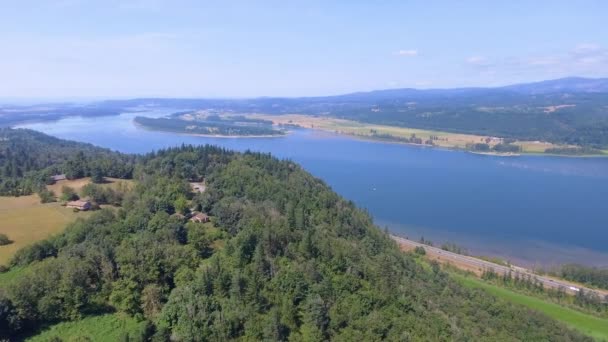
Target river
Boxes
[17,109,608,268]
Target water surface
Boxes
[18,110,608,267]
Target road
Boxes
[391,235,608,301]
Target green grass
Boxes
[454,273,608,341]
[0,266,26,287]
[26,313,147,342]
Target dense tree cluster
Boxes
[552,264,608,291]
[134,116,284,137]
[482,270,608,317]
[0,128,135,196]
[0,130,592,341]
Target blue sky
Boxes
[1,0,607,98]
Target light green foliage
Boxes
[26,313,148,342]
[37,189,55,204]
[456,274,608,341]
[60,186,79,202]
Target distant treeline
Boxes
[368,130,435,145]
[134,116,284,136]
[466,143,521,153]
[483,269,608,317]
[544,146,604,155]
[549,264,608,291]
[0,105,124,127]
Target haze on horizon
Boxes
[1,0,607,99]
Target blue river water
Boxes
[17,109,608,267]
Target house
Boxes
[190,212,210,223]
[66,199,91,211]
[51,174,67,182]
[190,182,206,193]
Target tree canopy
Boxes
[0,129,591,341]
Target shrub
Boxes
[0,234,11,246]
[38,189,56,203]
[414,246,426,255]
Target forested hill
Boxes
[0,128,135,196]
[0,129,590,341]
[94,77,608,148]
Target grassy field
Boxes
[454,273,608,341]
[0,195,91,265]
[0,178,133,265]
[250,113,577,154]
[25,313,147,341]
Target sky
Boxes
[1,0,608,99]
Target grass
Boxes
[454,273,608,341]
[0,178,133,265]
[25,313,147,342]
[0,266,27,287]
[249,113,575,153]
[0,195,92,265]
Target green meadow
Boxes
[455,273,608,341]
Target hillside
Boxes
[0,129,591,341]
[0,128,135,196]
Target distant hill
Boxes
[4,77,608,148]
[501,77,608,94]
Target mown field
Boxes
[0,178,132,265]
[454,273,608,341]
[24,313,147,341]
[249,113,572,153]
[0,195,90,265]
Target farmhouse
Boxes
[190,182,206,193]
[66,199,91,211]
[190,212,210,223]
[51,174,67,182]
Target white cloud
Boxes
[573,43,602,54]
[466,56,487,65]
[396,49,418,57]
[462,44,608,81]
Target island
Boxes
[134,112,286,137]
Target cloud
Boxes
[463,43,608,81]
[466,56,486,64]
[573,43,602,54]
[396,49,418,57]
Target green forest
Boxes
[0,128,593,341]
[134,116,284,137]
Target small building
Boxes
[66,199,91,211]
[190,212,210,223]
[51,174,67,182]
[190,182,206,193]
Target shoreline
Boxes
[390,234,608,298]
[14,112,608,157]
[132,120,290,139]
[285,123,608,158]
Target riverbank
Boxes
[248,113,607,157]
[391,234,608,298]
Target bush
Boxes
[60,186,79,201]
[414,246,426,255]
[0,234,12,246]
[38,189,56,203]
